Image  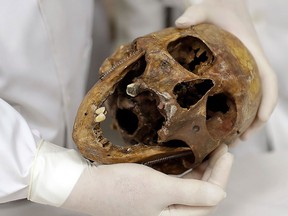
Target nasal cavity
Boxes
[173,79,214,109]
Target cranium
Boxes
[73,24,261,174]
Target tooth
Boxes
[95,107,106,114]
[95,113,106,122]
[126,83,141,97]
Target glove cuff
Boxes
[28,140,89,207]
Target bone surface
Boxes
[73,24,261,174]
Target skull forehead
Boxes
[73,24,261,175]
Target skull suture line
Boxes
[73,24,261,174]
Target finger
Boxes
[182,161,208,180]
[175,6,207,28]
[201,144,228,181]
[207,144,228,167]
[258,65,278,122]
[160,205,215,216]
[165,178,226,206]
[240,118,263,140]
[183,144,228,180]
[206,152,234,189]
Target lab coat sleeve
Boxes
[0,98,88,206]
[0,98,38,203]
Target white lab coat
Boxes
[0,0,93,215]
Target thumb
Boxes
[175,5,207,28]
[165,178,226,207]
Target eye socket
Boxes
[206,93,230,119]
[206,93,237,139]
[167,36,214,75]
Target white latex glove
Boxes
[175,0,278,140]
[28,140,233,216]
[160,144,233,216]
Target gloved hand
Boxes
[160,144,233,216]
[175,0,278,140]
[28,140,233,216]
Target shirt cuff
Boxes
[28,139,89,207]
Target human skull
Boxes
[73,24,261,174]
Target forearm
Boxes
[0,99,38,203]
